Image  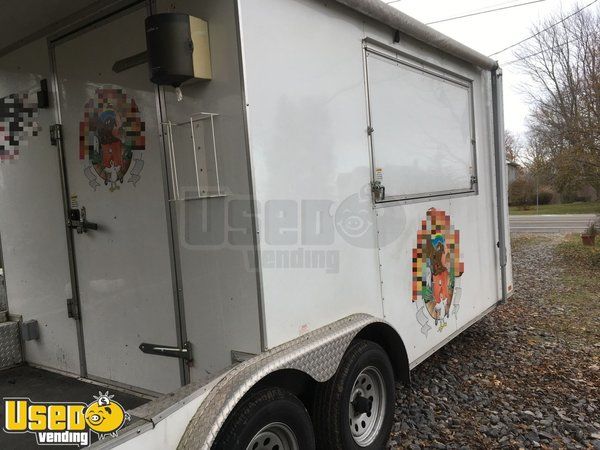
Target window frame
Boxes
[363,40,479,204]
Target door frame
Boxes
[46,0,190,387]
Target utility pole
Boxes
[536,175,539,215]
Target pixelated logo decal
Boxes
[0,92,40,161]
[412,208,464,335]
[79,88,145,192]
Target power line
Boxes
[469,0,542,14]
[488,0,600,56]
[501,39,573,65]
[426,0,547,25]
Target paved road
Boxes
[509,214,597,233]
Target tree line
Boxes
[508,4,600,205]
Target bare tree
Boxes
[515,4,600,196]
[504,130,522,163]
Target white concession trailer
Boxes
[0,0,512,448]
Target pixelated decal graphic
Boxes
[412,208,464,335]
[79,88,145,191]
[0,92,40,161]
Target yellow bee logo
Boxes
[84,392,129,438]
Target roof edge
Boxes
[334,0,499,71]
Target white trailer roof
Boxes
[335,0,499,70]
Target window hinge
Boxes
[471,175,478,187]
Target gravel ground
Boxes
[389,234,600,449]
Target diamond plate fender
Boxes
[178,314,384,449]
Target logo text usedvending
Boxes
[3,392,130,446]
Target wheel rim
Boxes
[246,422,299,450]
[348,366,386,447]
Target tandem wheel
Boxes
[212,387,316,450]
[313,339,396,449]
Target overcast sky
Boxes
[387,0,584,137]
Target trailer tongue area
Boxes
[0,365,150,449]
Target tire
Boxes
[213,387,316,450]
[313,339,395,450]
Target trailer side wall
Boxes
[239,0,506,361]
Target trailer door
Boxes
[51,8,182,394]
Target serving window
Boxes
[365,48,477,202]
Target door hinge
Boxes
[66,298,80,319]
[139,341,193,362]
[367,126,375,136]
[50,124,62,146]
[471,175,478,188]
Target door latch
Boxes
[371,180,385,202]
[68,207,99,234]
[139,341,193,362]
[470,175,478,188]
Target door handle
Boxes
[68,206,99,234]
[139,342,193,362]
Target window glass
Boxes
[367,51,476,201]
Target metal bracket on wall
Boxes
[21,320,40,341]
[37,79,50,109]
[162,112,224,201]
[231,350,258,364]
